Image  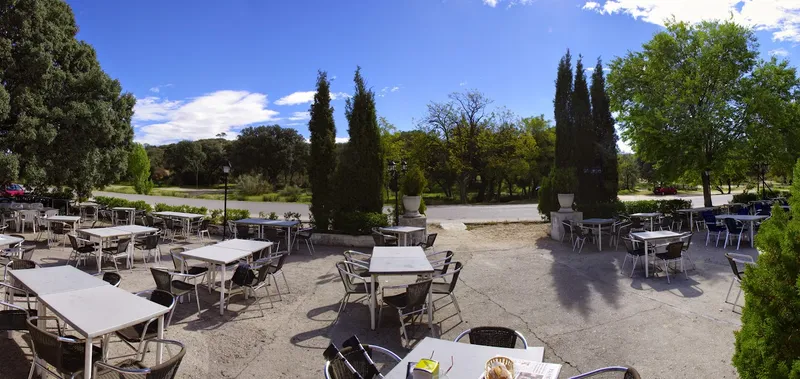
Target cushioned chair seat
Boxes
[115,322,158,343]
[171,280,194,293]
[186,266,208,275]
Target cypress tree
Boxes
[308,71,337,230]
[590,58,619,203]
[553,50,574,170]
[572,56,594,205]
[337,67,384,214]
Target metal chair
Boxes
[723,217,746,250]
[572,225,591,253]
[257,251,289,300]
[653,241,687,283]
[425,250,455,282]
[335,261,378,315]
[725,253,755,311]
[704,213,725,246]
[323,343,401,379]
[3,259,37,309]
[342,250,371,277]
[659,216,673,231]
[48,221,69,248]
[135,233,162,266]
[568,366,641,379]
[621,237,647,277]
[67,233,97,267]
[26,315,103,379]
[454,326,529,349]
[429,261,464,323]
[197,219,211,242]
[0,282,36,332]
[101,238,131,272]
[225,263,274,317]
[417,233,438,251]
[81,339,186,379]
[295,227,315,255]
[150,267,203,326]
[379,279,433,347]
[679,232,696,270]
[263,228,284,251]
[560,221,574,244]
[113,290,176,361]
[235,224,254,240]
[93,271,122,287]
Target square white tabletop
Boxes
[78,227,133,239]
[111,207,136,211]
[581,218,614,224]
[385,337,545,379]
[38,285,169,338]
[110,225,159,234]
[630,212,662,217]
[214,239,273,252]
[716,214,769,221]
[380,226,425,234]
[153,211,204,219]
[370,246,433,275]
[630,230,683,241]
[0,234,23,247]
[181,245,254,265]
[677,207,717,212]
[44,215,81,222]
[10,265,108,296]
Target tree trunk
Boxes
[727,180,731,194]
[476,178,487,203]
[701,170,712,207]
[458,177,468,204]
[196,170,200,189]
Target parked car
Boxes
[653,186,677,195]
[2,183,25,197]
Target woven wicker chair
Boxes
[0,282,36,332]
[113,290,176,361]
[295,227,315,255]
[454,326,529,349]
[429,261,464,322]
[235,224,254,240]
[26,315,103,379]
[197,219,211,242]
[3,259,37,309]
[114,209,131,225]
[568,366,641,379]
[151,268,202,326]
[135,234,162,266]
[76,339,186,379]
[621,237,647,277]
[380,280,433,347]
[101,238,131,272]
[263,228,283,250]
[335,261,379,315]
[426,250,455,280]
[342,250,371,277]
[323,344,401,379]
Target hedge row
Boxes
[93,196,153,212]
[154,203,208,215]
[622,199,692,215]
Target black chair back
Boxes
[662,242,683,260]
[102,272,122,286]
[725,254,744,281]
[724,218,741,233]
[150,268,173,293]
[143,234,159,250]
[465,326,519,348]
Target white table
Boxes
[215,238,273,252]
[677,207,717,232]
[180,241,264,316]
[579,218,614,251]
[43,215,81,241]
[385,337,545,378]
[235,218,300,252]
[38,285,169,379]
[76,202,99,222]
[0,234,23,248]
[368,246,434,331]
[715,214,769,248]
[630,212,662,231]
[111,207,136,225]
[111,225,159,265]
[153,211,205,237]
[630,230,683,277]
[9,265,108,295]
[380,226,425,246]
[78,227,136,272]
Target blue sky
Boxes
[67,0,799,149]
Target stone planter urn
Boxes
[402,195,422,217]
[557,193,574,212]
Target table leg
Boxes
[750,221,755,248]
[597,225,602,251]
[689,213,694,232]
[644,240,650,278]
[156,315,164,363]
[83,338,93,379]
[650,218,654,231]
[426,273,434,336]
[95,240,102,274]
[370,274,377,330]
[219,264,226,316]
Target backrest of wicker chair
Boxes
[236,225,251,239]
[335,262,357,293]
[20,246,34,260]
[371,231,384,246]
[630,218,642,228]
[26,316,66,373]
[150,268,173,293]
[263,228,281,241]
[149,290,176,310]
[0,284,32,331]
[51,222,65,235]
[466,326,519,348]
[143,340,186,379]
[102,272,122,286]
[144,234,159,250]
[117,238,131,254]
[10,259,36,271]
[271,251,288,271]
[84,206,96,216]
[405,280,432,311]
[68,234,79,250]
[253,264,271,287]
[446,262,463,293]
[327,345,375,379]
[680,233,693,252]
[725,254,744,281]
[621,237,637,254]
[200,219,209,231]
[115,210,128,221]
[663,242,683,260]
[169,249,185,272]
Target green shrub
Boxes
[236,174,271,196]
[262,193,280,202]
[93,196,152,212]
[577,200,626,219]
[209,208,251,224]
[283,212,302,221]
[621,199,691,215]
[402,166,427,196]
[279,185,302,202]
[732,192,759,204]
[332,211,388,235]
[268,212,278,220]
[732,161,800,378]
[133,177,154,195]
[154,203,207,215]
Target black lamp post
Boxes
[222,162,231,240]
[387,158,407,225]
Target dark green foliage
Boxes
[236,174,271,196]
[332,211,388,235]
[279,185,302,202]
[732,192,760,204]
[93,196,152,212]
[0,0,135,197]
[590,58,619,204]
[537,167,578,220]
[154,203,207,215]
[733,160,800,378]
[209,208,250,224]
[402,166,427,196]
[572,56,596,207]
[554,50,575,170]
[230,125,307,184]
[309,71,337,230]
[334,66,384,217]
[0,154,19,185]
[621,199,692,215]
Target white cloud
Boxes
[582,0,800,42]
[275,91,350,105]
[582,1,600,10]
[483,0,499,6]
[288,111,310,121]
[459,81,468,86]
[482,0,536,7]
[335,137,350,143]
[149,84,173,93]
[133,90,279,145]
[770,47,790,56]
[286,122,304,126]
[391,86,400,92]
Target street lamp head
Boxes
[401,158,408,172]
[223,162,231,174]
[387,160,396,173]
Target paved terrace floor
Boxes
[0,223,746,378]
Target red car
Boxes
[653,186,677,195]
[2,184,25,197]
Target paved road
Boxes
[93,191,734,223]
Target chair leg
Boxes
[280,271,290,294]
[725,277,736,304]
[664,260,671,284]
[621,254,629,272]
[194,284,202,314]
[630,256,639,277]
[737,233,742,250]
[733,287,743,311]
[451,293,463,322]
[338,293,350,314]
[724,232,730,249]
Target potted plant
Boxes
[401,166,427,217]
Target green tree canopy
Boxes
[0,0,135,197]
[127,143,152,194]
[230,125,307,185]
[590,58,619,203]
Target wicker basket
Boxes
[484,356,515,378]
